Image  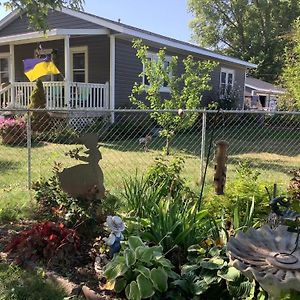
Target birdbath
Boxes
[227,225,300,299]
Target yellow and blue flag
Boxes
[23,56,60,82]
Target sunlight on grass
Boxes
[0,128,299,220]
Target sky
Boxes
[0,0,194,43]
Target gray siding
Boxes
[14,36,110,83]
[115,38,246,108]
[0,10,104,37]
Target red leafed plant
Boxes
[4,221,80,265]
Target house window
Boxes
[143,52,171,92]
[220,68,234,96]
[0,57,9,85]
[71,46,88,83]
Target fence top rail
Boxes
[0,108,300,115]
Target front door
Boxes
[71,46,88,83]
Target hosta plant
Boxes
[172,245,255,299]
[104,236,177,300]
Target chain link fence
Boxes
[0,108,299,209]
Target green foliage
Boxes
[3,0,84,32]
[130,39,216,154]
[29,79,51,132]
[0,263,67,300]
[172,245,255,299]
[32,164,119,233]
[188,0,300,82]
[104,236,176,299]
[204,162,269,221]
[281,18,300,110]
[123,156,211,266]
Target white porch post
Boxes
[64,35,71,109]
[109,34,115,122]
[9,44,15,106]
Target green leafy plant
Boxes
[130,39,216,155]
[32,163,120,240]
[123,157,210,267]
[104,236,177,300]
[172,245,255,299]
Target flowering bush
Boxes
[0,117,26,145]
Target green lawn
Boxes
[0,122,299,220]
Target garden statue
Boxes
[227,192,300,299]
[214,140,228,195]
[58,133,105,200]
[103,215,125,258]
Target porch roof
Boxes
[0,28,109,45]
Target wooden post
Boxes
[214,140,229,195]
[9,44,15,107]
[64,35,71,109]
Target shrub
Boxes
[104,236,177,299]
[4,221,80,265]
[123,156,208,267]
[32,163,120,237]
[0,117,26,145]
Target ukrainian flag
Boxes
[23,56,60,82]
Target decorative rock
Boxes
[227,225,300,299]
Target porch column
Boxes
[109,34,115,122]
[64,35,71,109]
[9,44,15,106]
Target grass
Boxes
[0,263,80,300]
[0,120,299,220]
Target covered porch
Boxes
[0,27,116,111]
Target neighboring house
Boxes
[0,8,256,115]
[245,77,285,111]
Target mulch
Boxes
[0,220,121,300]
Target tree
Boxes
[188,0,300,82]
[280,18,300,110]
[129,39,216,155]
[2,0,84,31]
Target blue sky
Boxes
[0,0,194,42]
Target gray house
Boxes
[0,8,256,115]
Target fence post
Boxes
[199,109,207,184]
[27,110,32,189]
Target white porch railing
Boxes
[0,81,109,110]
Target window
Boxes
[143,52,171,92]
[0,58,9,85]
[220,68,234,96]
[71,46,88,83]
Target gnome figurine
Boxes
[104,216,125,258]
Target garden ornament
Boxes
[227,194,300,299]
[57,133,105,200]
[104,215,125,258]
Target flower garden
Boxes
[0,109,300,300]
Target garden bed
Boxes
[0,220,120,300]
